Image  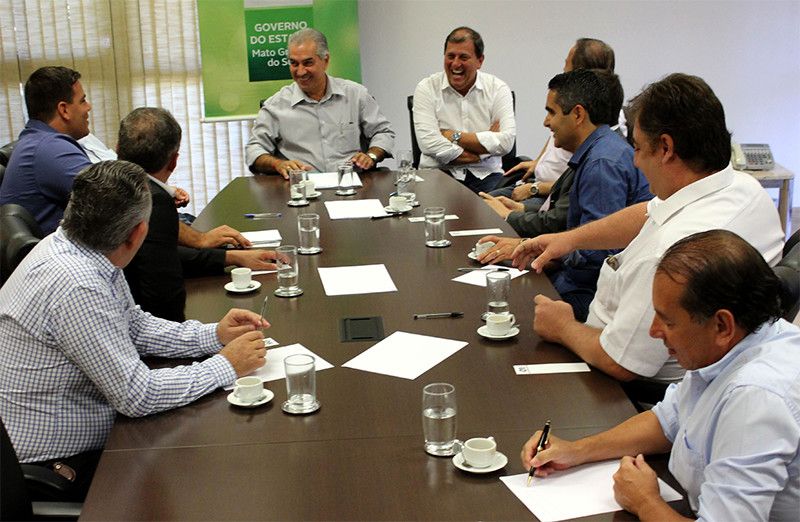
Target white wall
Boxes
[357,0,800,202]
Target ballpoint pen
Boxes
[527,420,551,486]
[260,295,268,332]
[413,312,464,319]
[244,212,282,219]
[457,267,509,272]
[371,214,395,220]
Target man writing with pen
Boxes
[521,230,800,521]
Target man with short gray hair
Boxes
[0,161,269,501]
[246,27,395,178]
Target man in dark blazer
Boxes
[119,107,276,320]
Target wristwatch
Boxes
[529,182,540,197]
[451,131,461,145]
[367,152,378,163]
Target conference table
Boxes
[80,170,690,521]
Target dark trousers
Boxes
[30,448,103,502]
[460,170,504,195]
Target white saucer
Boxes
[477,325,520,340]
[384,205,413,214]
[306,191,322,199]
[468,251,478,260]
[227,389,274,408]
[453,451,508,473]
[224,281,262,293]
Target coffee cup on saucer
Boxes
[231,267,252,289]
[475,240,495,257]
[486,313,516,336]
[462,436,497,468]
[389,195,407,211]
[234,376,264,403]
[303,179,316,194]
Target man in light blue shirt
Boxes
[246,28,394,178]
[521,230,800,521]
[0,161,269,501]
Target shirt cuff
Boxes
[199,323,224,354]
[204,353,238,388]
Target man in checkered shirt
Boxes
[0,160,269,501]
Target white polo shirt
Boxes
[586,164,785,382]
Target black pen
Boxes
[371,214,395,220]
[413,312,464,319]
[457,267,509,272]
[527,420,551,486]
[244,212,282,219]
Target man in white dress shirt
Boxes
[245,28,395,179]
[413,26,516,194]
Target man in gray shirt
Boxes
[245,28,395,178]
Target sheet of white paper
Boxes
[224,344,333,389]
[325,199,386,219]
[307,171,363,189]
[500,461,682,522]
[449,228,504,237]
[342,331,468,380]
[514,362,591,375]
[251,269,277,275]
[317,264,397,296]
[453,267,528,286]
[241,229,282,245]
[408,214,458,223]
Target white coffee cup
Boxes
[475,240,496,256]
[486,313,516,335]
[303,179,316,193]
[234,376,264,403]
[231,267,252,289]
[390,195,407,210]
[462,436,497,468]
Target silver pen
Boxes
[260,295,268,328]
[457,267,509,272]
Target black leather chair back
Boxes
[775,241,800,321]
[1,418,33,521]
[0,204,44,286]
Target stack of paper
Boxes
[242,229,282,247]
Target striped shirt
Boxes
[0,228,236,462]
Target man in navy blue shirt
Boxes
[480,69,651,320]
[0,66,92,235]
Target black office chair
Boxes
[0,204,44,286]
[775,241,800,321]
[407,93,529,183]
[0,140,17,187]
[1,419,82,521]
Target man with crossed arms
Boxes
[512,73,784,384]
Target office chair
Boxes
[0,419,82,521]
[775,241,800,321]
[0,140,17,186]
[0,204,44,286]
[783,228,800,257]
[407,93,529,182]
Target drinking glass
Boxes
[288,170,309,206]
[297,213,322,255]
[424,207,450,248]
[282,354,320,414]
[422,383,458,456]
[484,271,511,320]
[336,161,357,196]
[397,168,417,206]
[397,149,413,171]
[274,245,303,297]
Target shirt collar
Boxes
[147,174,175,197]
[693,320,776,384]
[439,70,484,96]
[290,74,339,106]
[54,227,119,278]
[568,125,611,168]
[647,164,735,226]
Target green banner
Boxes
[196,0,361,121]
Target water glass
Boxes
[484,271,511,320]
[282,354,320,414]
[397,168,417,206]
[422,383,458,456]
[424,207,450,248]
[397,149,413,171]
[288,170,309,206]
[336,161,357,196]
[297,213,322,255]
[274,245,303,297]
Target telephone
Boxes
[731,142,775,171]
